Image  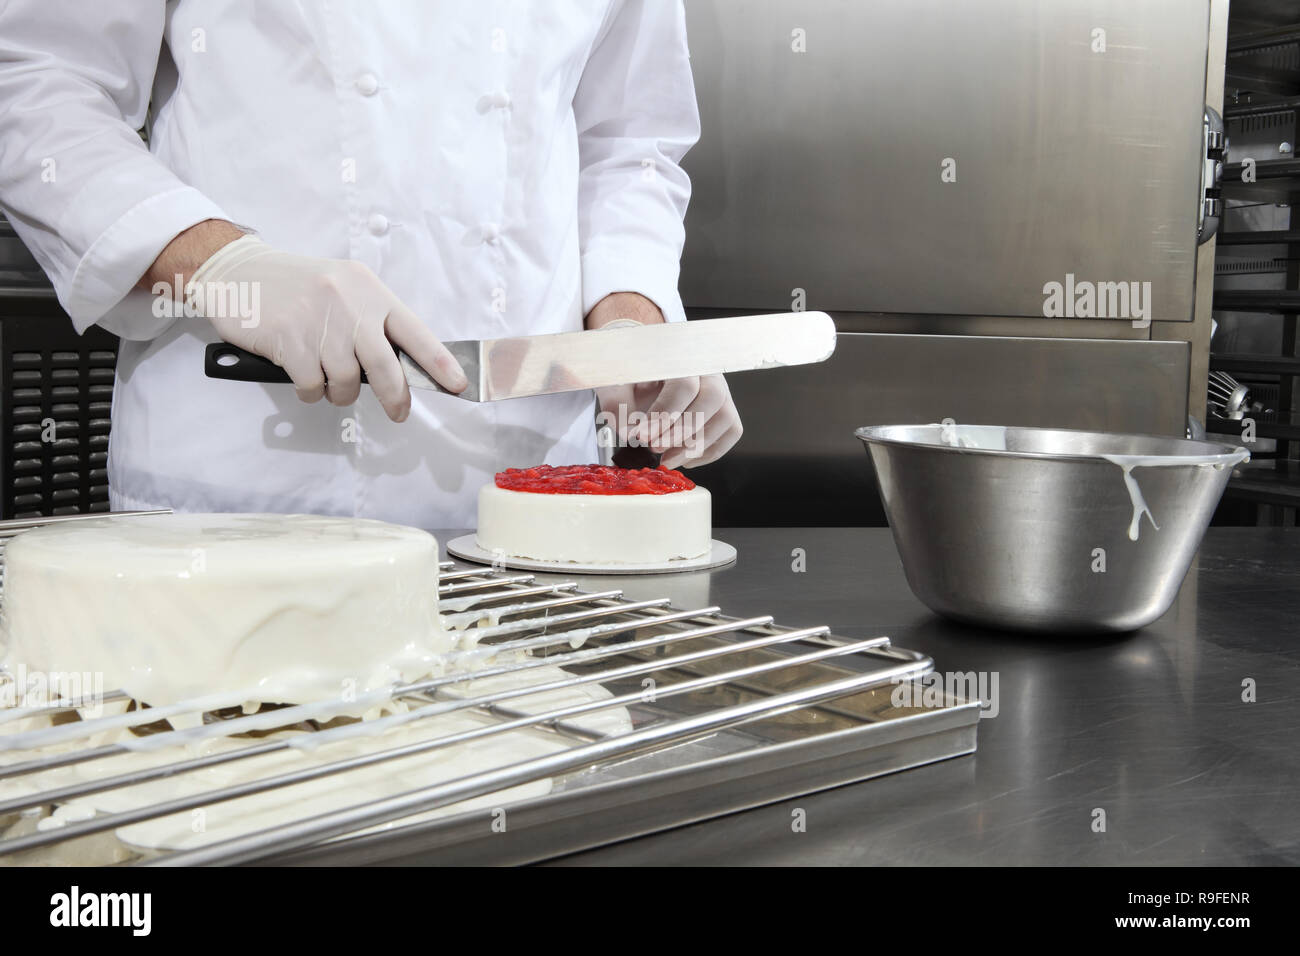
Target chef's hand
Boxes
[588,293,743,469]
[146,221,467,421]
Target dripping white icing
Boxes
[1,660,633,857]
[1099,450,1249,542]
[1110,459,1160,541]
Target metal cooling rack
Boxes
[0,514,980,866]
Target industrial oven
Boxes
[682,0,1228,525]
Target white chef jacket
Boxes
[0,1,699,528]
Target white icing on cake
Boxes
[0,513,447,708]
[476,484,711,564]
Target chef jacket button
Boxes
[480,222,500,243]
[355,72,380,96]
[476,90,512,112]
[367,213,389,236]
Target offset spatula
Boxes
[203,311,836,402]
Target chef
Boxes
[0,1,742,528]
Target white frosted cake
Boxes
[0,513,446,708]
[476,464,711,564]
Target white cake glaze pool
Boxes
[476,483,711,564]
[0,663,633,859]
[0,513,447,708]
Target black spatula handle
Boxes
[205,343,377,385]
[205,343,294,384]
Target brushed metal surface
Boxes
[545,526,1300,866]
[680,0,1211,321]
[398,311,835,402]
[475,311,834,402]
[856,424,1247,632]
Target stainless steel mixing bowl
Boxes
[856,424,1250,633]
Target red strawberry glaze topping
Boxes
[495,464,695,496]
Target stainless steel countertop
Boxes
[440,526,1300,865]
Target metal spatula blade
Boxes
[203,311,836,403]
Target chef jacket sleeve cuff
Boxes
[581,245,688,326]
[63,186,232,339]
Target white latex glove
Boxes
[595,319,744,470]
[188,236,467,421]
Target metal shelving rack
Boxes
[1214,9,1300,522]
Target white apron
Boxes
[0,0,699,528]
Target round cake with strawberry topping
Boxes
[476,464,711,564]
